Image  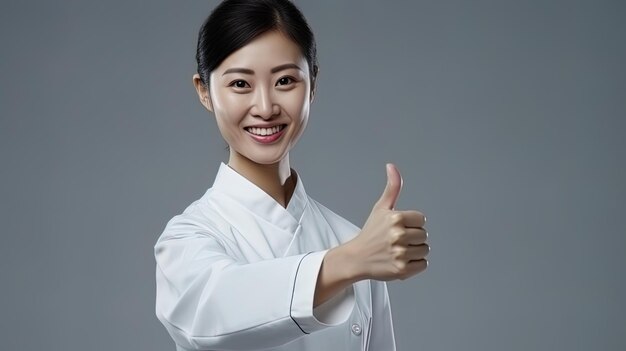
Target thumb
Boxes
[374,163,403,210]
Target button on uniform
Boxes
[351,323,362,336]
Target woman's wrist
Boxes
[333,239,369,283]
[313,243,363,308]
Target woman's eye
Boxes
[230,80,250,88]
[276,76,295,86]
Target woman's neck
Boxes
[227,152,296,208]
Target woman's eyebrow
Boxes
[222,63,303,76]
[222,68,253,76]
[270,63,302,73]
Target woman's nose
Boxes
[250,87,279,119]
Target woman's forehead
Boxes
[213,31,308,75]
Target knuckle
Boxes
[389,212,403,225]
[389,228,405,244]
[394,260,407,274]
[392,246,407,260]
[400,262,417,280]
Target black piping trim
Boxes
[289,251,314,335]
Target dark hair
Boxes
[195,0,319,89]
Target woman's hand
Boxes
[344,163,429,282]
[314,163,429,306]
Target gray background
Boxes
[1,0,624,350]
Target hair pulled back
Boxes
[196,0,319,89]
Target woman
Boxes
[154,1,430,350]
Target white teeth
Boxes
[246,125,284,136]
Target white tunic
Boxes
[154,162,396,351]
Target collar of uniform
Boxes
[209,162,308,232]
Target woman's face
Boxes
[197,30,314,166]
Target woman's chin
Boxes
[238,150,289,166]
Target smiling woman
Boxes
[193,30,313,180]
[154,1,429,350]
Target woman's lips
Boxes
[244,124,287,144]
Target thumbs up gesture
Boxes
[346,163,429,281]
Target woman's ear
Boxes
[310,70,318,104]
[310,81,316,104]
[192,73,214,112]
[309,77,317,104]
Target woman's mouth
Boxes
[244,124,287,144]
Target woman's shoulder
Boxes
[157,190,231,243]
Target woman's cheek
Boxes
[281,87,308,114]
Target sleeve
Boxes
[367,281,397,350]
[154,224,355,351]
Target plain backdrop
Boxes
[1,1,625,350]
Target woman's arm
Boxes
[154,228,355,351]
[313,243,363,307]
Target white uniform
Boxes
[154,162,396,351]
